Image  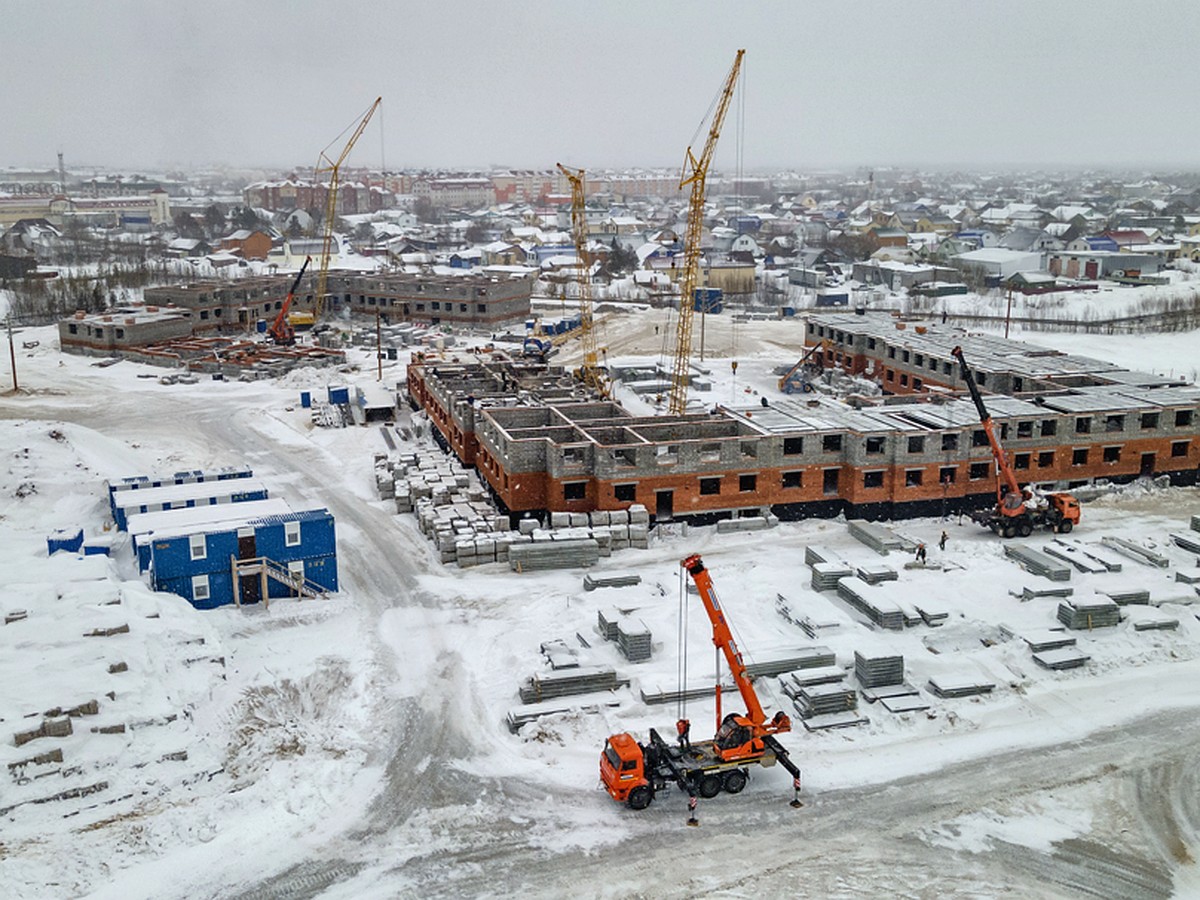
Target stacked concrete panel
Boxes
[615,619,652,662]
[1056,597,1121,629]
[1021,629,1077,652]
[639,682,734,705]
[1100,588,1151,606]
[1101,536,1170,568]
[847,520,914,555]
[812,562,855,592]
[795,683,858,718]
[1004,544,1072,581]
[779,666,847,696]
[518,666,625,703]
[583,573,641,591]
[509,538,600,572]
[1032,648,1091,670]
[1170,532,1200,554]
[854,652,905,688]
[743,646,835,677]
[856,563,899,585]
[1042,544,1108,574]
[927,674,995,698]
[837,577,905,630]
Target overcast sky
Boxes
[3,1,1199,175]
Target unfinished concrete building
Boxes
[330,271,534,327]
[408,316,1200,523]
[144,277,289,333]
[59,307,193,355]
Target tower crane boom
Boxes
[668,50,744,415]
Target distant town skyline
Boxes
[3,1,1199,174]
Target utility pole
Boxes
[6,315,18,392]
[376,307,382,381]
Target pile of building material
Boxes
[509,537,601,572]
[615,618,652,662]
[847,520,915,555]
[856,563,898,585]
[715,514,779,534]
[597,608,626,641]
[1042,543,1109,575]
[744,646,835,678]
[794,683,858,718]
[640,681,734,705]
[548,505,650,551]
[804,546,846,567]
[837,577,904,630]
[1101,536,1170,568]
[1100,588,1151,606]
[1192,514,1200,533]
[927,673,995,699]
[779,666,847,696]
[1032,647,1091,670]
[1056,596,1121,630]
[583,572,641,591]
[539,639,582,670]
[1004,544,1071,582]
[1127,607,1180,632]
[854,652,904,688]
[506,697,621,733]
[1019,585,1074,601]
[1176,569,1200,586]
[914,601,950,627]
[518,666,627,704]
[1021,629,1077,652]
[775,593,846,638]
[812,562,855,592]
[1170,532,1200,554]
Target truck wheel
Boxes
[1059,520,1073,534]
[1002,523,1016,539]
[698,774,722,799]
[1018,520,1033,537]
[627,785,653,810]
[723,769,748,794]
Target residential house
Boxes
[219,229,272,260]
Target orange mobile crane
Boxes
[951,345,1081,537]
[267,256,312,345]
[600,554,801,811]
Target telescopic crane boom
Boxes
[268,256,312,345]
[668,50,744,415]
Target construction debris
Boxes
[1003,544,1071,581]
[1100,536,1170,568]
[1056,596,1121,630]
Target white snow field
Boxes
[2,317,1200,899]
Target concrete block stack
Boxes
[1057,596,1120,630]
[538,504,649,553]
[715,514,779,534]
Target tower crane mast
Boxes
[668,50,744,416]
[296,97,381,328]
[556,162,609,397]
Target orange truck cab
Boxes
[600,733,646,803]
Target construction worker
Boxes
[676,717,691,750]
[939,530,948,551]
[915,543,927,564]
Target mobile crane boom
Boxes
[951,345,1023,505]
[268,256,311,345]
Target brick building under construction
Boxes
[406,313,1200,523]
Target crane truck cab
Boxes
[600,733,651,808]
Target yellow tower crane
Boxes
[556,162,609,397]
[291,96,382,329]
[667,50,743,416]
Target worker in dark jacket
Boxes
[676,718,691,750]
[915,543,927,564]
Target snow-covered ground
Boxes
[2,317,1200,898]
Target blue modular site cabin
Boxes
[107,467,253,522]
[148,509,338,610]
[110,478,268,531]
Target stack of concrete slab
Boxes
[597,608,624,641]
[794,683,858,718]
[716,515,779,534]
[856,563,898,585]
[1175,569,1200,586]
[615,618,652,662]
[799,614,844,639]
[847,520,914,555]
[1192,514,1200,533]
[1063,542,1123,572]
[1021,585,1074,601]
[1101,536,1170,568]
[1021,629,1076,652]
[505,697,621,733]
[914,602,950,627]
[743,646,835,677]
[1100,588,1151,606]
[539,639,582,670]
[837,577,904,630]
[804,546,844,567]
[812,562,855,592]
[854,652,904,688]
[779,666,847,697]
[1004,544,1071,582]
[1171,532,1200,554]
[1127,607,1180,632]
[547,505,649,551]
[1042,544,1108,575]
[927,674,995,698]
[1057,596,1120,630]
[1032,647,1091,670]
[639,682,734,705]
[518,666,627,704]
[509,538,600,572]
[583,572,641,591]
